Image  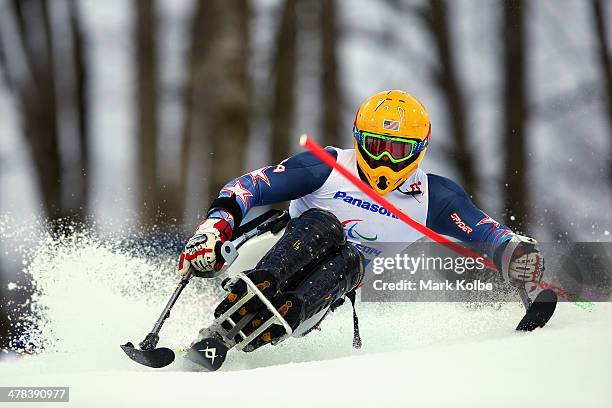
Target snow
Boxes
[1,225,610,407]
[3,303,611,407]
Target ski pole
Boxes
[139,269,194,350]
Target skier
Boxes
[178,90,544,352]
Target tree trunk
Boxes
[320,0,341,148]
[178,1,251,219]
[1,0,93,230]
[420,0,478,200]
[502,0,528,232]
[207,0,251,202]
[270,0,298,164]
[135,0,160,226]
[178,0,215,223]
[11,0,64,222]
[590,0,612,190]
[68,0,89,222]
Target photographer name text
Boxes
[372,279,493,291]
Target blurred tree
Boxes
[3,0,61,220]
[270,0,298,164]
[590,0,612,188]
[178,0,214,224]
[0,0,90,230]
[320,0,341,148]
[135,0,162,226]
[502,0,528,232]
[418,0,478,201]
[179,0,251,214]
[67,0,90,222]
[207,1,251,201]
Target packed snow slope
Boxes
[1,224,610,407]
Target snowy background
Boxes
[0,0,611,406]
[1,0,611,236]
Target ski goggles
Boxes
[355,129,429,163]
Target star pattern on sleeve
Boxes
[221,180,254,207]
[248,166,272,187]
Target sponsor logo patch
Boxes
[409,181,422,193]
[198,347,217,364]
[450,212,473,234]
[341,219,378,241]
[333,191,398,219]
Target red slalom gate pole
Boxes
[299,134,586,308]
[299,134,498,271]
[302,135,560,330]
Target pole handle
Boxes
[517,287,532,310]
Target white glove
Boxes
[497,234,544,293]
[178,218,233,276]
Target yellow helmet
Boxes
[353,90,431,195]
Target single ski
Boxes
[120,342,175,368]
[187,337,229,372]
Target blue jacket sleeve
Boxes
[426,174,513,259]
[208,148,337,228]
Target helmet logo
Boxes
[374,98,386,111]
[397,106,405,122]
[383,120,400,131]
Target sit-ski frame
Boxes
[199,272,293,351]
[197,219,293,351]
